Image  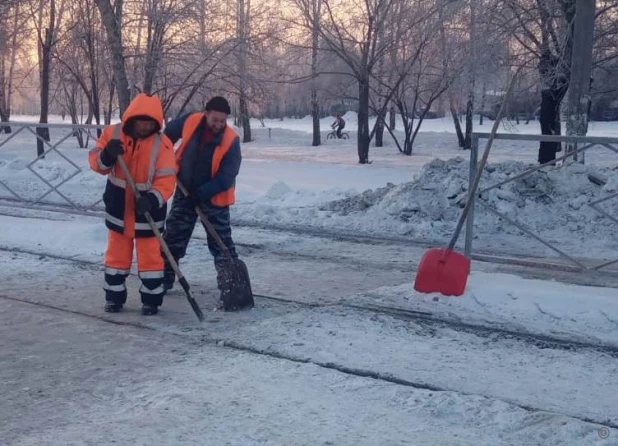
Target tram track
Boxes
[2,244,617,359]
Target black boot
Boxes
[104,301,123,313]
[141,304,159,316]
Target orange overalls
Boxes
[89,94,176,307]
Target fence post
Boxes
[465,133,479,257]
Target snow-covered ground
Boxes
[1,114,617,444]
[1,207,617,445]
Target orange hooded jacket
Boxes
[89,93,176,238]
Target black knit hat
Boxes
[205,96,231,114]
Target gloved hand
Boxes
[135,192,159,216]
[100,140,124,166]
[197,182,215,202]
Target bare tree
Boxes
[464,0,478,150]
[368,0,452,154]
[94,0,130,115]
[57,70,90,147]
[317,0,394,163]
[438,0,467,147]
[237,0,252,142]
[387,51,454,155]
[137,0,194,95]
[310,0,322,146]
[29,0,66,157]
[54,0,109,134]
[500,0,575,164]
[0,2,23,133]
[295,0,438,163]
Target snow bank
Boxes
[325,158,618,235]
[237,157,618,258]
[365,271,618,348]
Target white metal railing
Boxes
[466,132,618,273]
[0,121,106,210]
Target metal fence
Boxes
[3,121,618,275]
[0,121,106,211]
[466,132,618,273]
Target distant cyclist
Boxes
[331,114,345,138]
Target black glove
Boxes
[100,140,124,166]
[135,192,159,216]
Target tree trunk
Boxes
[374,24,386,148]
[389,104,396,130]
[464,94,474,150]
[237,0,251,142]
[375,107,385,147]
[538,88,566,164]
[37,40,51,158]
[239,94,251,141]
[536,0,574,164]
[132,0,146,96]
[450,99,465,148]
[94,0,130,115]
[199,0,207,49]
[65,83,85,148]
[0,56,9,134]
[143,2,164,95]
[310,0,321,146]
[357,76,371,164]
[37,0,55,159]
[479,79,486,126]
[85,3,101,134]
[537,50,570,164]
[404,115,414,156]
[105,78,115,124]
[0,4,19,134]
[311,92,320,146]
[464,0,476,150]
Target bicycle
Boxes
[326,130,349,140]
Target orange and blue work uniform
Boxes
[88,93,176,308]
[160,111,241,286]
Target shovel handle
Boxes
[446,71,520,253]
[175,180,235,262]
[115,156,205,322]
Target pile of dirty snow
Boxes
[237,157,618,258]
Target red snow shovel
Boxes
[414,74,518,296]
[115,157,205,322]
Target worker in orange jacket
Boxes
[160,96,253,311]
[89,93,177,315]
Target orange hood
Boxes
[121,93,164,131]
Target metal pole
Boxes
[565,0,596,163]
[465,134,479,257]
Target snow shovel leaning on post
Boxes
[414,73,518,297]
[176,180,254,311]
[115,156,205,322]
